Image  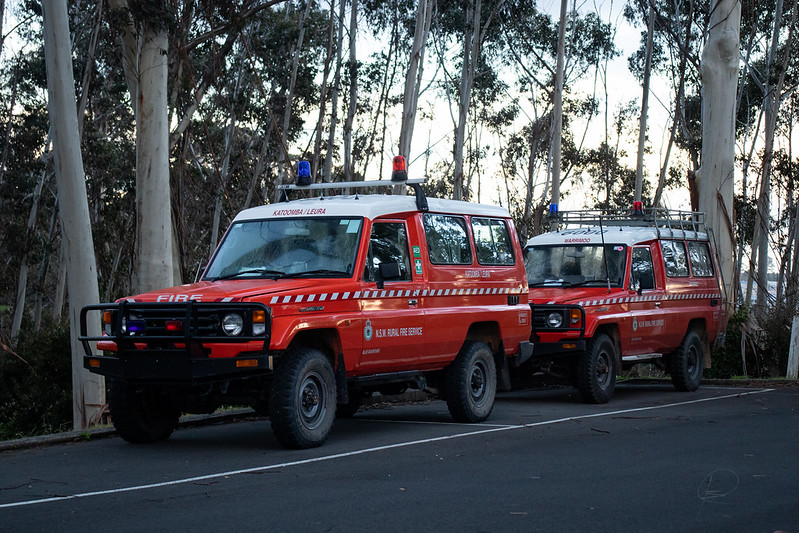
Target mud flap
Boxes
[496,353,512,392]
[335,352,349,404]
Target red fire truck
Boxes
[521,204,727,403]
[80,158,532,449]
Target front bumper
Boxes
[529,339,587,359]
[530,304,586,359]
[83,351,271,384]
[80,301,272,384]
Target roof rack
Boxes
[551,207,706,234]
[277,178,429,212]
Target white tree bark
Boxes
[276,1,312,192]
[399,0,436,160]
[342,0,358,181]
[787,315,799,379]
[452,0,482,201]
[107,0,174,293]
[548,0,567,229]
[698,0,740,312]
[634,4,655,203]
[324,0,347,183]
[42,0,105,429]
[135,24,173,293]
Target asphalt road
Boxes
[1,382,797,532]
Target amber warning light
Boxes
[391,155,407,182]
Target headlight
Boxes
[222,313,244,336]
[546,311,563,328]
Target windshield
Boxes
[204,217,363,280]
[524,244,627,287]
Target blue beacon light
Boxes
[297,160,312,186]
[548,203,559,216]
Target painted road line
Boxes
[0,389,774,510]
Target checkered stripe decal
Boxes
[575,292,722,307]
[269,286,525,305]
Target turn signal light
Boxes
[561,343,577,350]
[252,309,266,336]
[570,309,581,326]
[88,358,101,368]
[236,359,259,368]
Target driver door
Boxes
[358,219,426,372]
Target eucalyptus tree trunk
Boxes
[752,0,797,313]
[42,0,105,429]
[698,0,740,313]
[10,159,50,339]
[634,5,655,204]
[135,23,173,292]
[452,0,482,201]
[324,0,347,183]
[108,0,174,293]
[548,0,567,229]
[0,0,5,57]
[398,0,436,161]
[343,0,358,181]
[654,4,693,208]
[313,1,337,180]
[276,1,312,192]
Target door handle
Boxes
[408,299,418,306]
[654,302,661,308]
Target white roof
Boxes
[234,194,511,222]
[525,226,709,248]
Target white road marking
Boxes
[0,389,774,510]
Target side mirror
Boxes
[378,261,402,281]
[639,271,655,291]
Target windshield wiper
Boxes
[281,269,352,278]
[564,278,609,288]
[211,268,286,281]
[529,279,566,287]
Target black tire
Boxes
[577,334,617,404]
[269,348,337,449]
[444,341,497,423]
[336,389,363,419]
[109,381,180,444]
[669,330,704,392]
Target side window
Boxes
[687,241,714,277]
[472,218,515,266]
[365,222,412,282]
[661,240,689,277]
[423,214,472,265]
[631,247,655,292]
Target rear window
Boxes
[472,218,515,266]
[687,241,714,277]
[661,240,689,277]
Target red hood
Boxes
[123,279,323,303]
[528,286,628,305]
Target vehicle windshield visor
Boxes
[204,217,364,280]
[524,244,627,287]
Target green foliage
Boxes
[707,306,750,379]
[708,304,795,379]
[0,324,72,440]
